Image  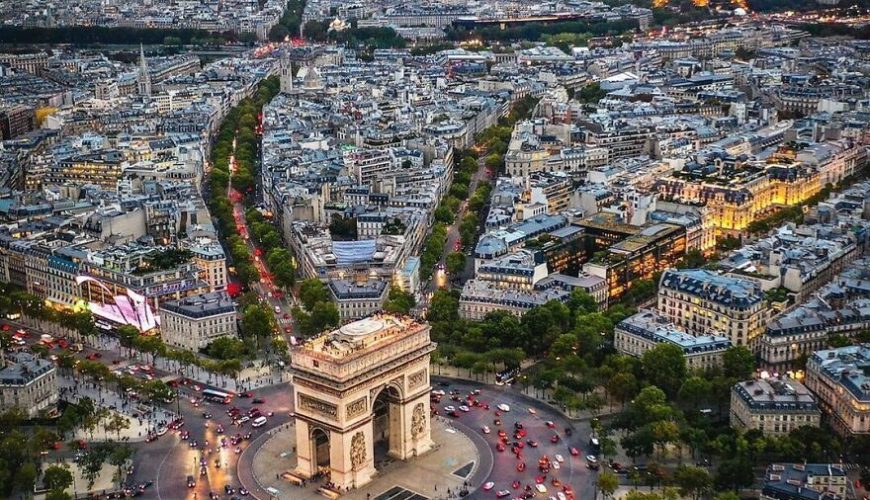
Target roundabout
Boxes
[243,416,485,499]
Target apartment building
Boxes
[583,222,687,301]
[0,352,58,418]
[159,291,237,352]
[615,310,732,370]
[762,463,846,500]
[730,378,821,436]
[805,345,870,435]
[657,269,766,347]
[327,278,389,322]
[48,149,128,190]
[188,240,228,292]
[0,104,35,140]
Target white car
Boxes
[535,484,547,494]
[552,461,560,470]
[459,405,470,412]
[554,454,565,463]
[237,416,250,424]
[557,493,567,500]
[528,408,537,414]
[431,390,445,396]
[251,416,267,427]
[482,426,491,434]
[482,482,495,491]
[444,405,456,412]
[497,403,510,412]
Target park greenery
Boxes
[0,26,239,46]
[292,279,340,336]
[383,287,416,315]
[268,0,307,41]
[445,19,638,44]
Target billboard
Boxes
[75,275,160,332]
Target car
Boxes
[512,480,521,490]
[554,454,564,463]
[496,443,505,452]
[570,447,579,456]
[493,418,502,426]
[552,461,560,470]
[237,416,250,424]
[187,476,196,488]
[550,434,560,443]
[482,425,491,434]
[216,425,224,434]
[252,416,267,427]
[557,493,568,500]
[497,404,510,412]
[444,405,456,412]
[517,462,526,472]
[202,412,213,419]
[498,430,507,438]
[535,484,547,494]
[565,427,573,437]
[447,410,459,418]
[225,485,235,495]
[545,421,556,429]
[238,391,251,398]
[496,490,511,498]
[239,488,249,496]
[459,405,470,412]
[528,408,537,414]
[527,440,538,448]
[252,397,265,404]
[199,466,207,477]
[483,482,495,491]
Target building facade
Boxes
[730,378,821,437]
[0,352,58,418]
[158,291,237,352]
[805,345,870,435]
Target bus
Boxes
[202,389,233,404]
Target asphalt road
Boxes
[132,382,295,500]
[432,378,598,500]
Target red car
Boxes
[496,442,505,452]
[517,462,526,472]
[511,481,521,490]
[570,447,580,456]
[550,435,560,443]
[545,421,556,429]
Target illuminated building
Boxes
[582,221,687,300]
[48,149,128,190]
[188,239,228,292]
[656,159,824,236]
[658,269,766,347]
[159,291,237,352]
[730,378,820,437]
[805,345,870,436]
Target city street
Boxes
[132,381,294,500]
[431,377,598,500]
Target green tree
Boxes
[678,376,713,411]
[673,465,713,500]
[641,343,687,398]
[205,336,247,360]
[43,464,74,492]
[299,279,330,310]
[722,346,756,379]
[383,287,415,315]
[109,444,133,490]
[241,304,275,338]
[446,251,466,276]
[597,470,619,499]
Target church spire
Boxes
[137,44,152,97]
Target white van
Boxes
[252,416,267,427]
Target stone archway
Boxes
[372,385,402,465]
[311,427,331,470]
[290,315,437,489]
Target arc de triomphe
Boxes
[290,314,436,489]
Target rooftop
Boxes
[733,378,819,413]
[0,352,55,386]
[160,291,235,319]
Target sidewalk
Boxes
[59,375,177,442]
[245,419,479,500]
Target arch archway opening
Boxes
[372,386,400,467]
[311,428,331,472]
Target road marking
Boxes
[155,436,182,500]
